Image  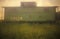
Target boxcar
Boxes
[4,7,56,22]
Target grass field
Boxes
[0,22,60,39]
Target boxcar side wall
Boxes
[4,7,56,22]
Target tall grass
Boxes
[0,22,60,39]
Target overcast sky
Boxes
[0,0,60,7]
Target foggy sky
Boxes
[0,0,60,7]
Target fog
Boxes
[0,0,60,7]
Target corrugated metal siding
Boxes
[4,7,56,21]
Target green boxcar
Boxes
[4,7,56,22]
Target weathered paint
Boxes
[4,7,56,22]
